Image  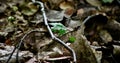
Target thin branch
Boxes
[6,45,18,63]
[6,30,46,63]
[54,37,76,62]
[16,30,46,63]
[32,0,77,62]
[45,56,72,61]
[7,0,77,63]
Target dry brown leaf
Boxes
[64,8,74,18]
[59,1,75,18]
[5,39,12,45]
[77,8,84,16]
[59,1,74,10]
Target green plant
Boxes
[8,16,15,22]
[69,36,76,43]
[12,6,18,11]
[49,23,66,36]
[102,0,113,3]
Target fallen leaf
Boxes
[59,1,75,18]
[5,39,12,45]
[59,1,74,10]
[64,8,75,18]
[21,2,39,16]
[86,0,102,7]
[46,10,64,22]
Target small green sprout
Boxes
[49,23,66,36]
[8,16,15,22]
[58,29,66,36]
[69,36,76,43]
[12,6,18,11]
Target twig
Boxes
[74,15,96,31]
[32,0,77,63]
[16,30,46,63]
[6,45,18,63]
[46,56,71,61]
[6,30,46,63]
[6,0,77,63]
[82,15,96,26]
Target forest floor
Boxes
[0,0,120,63]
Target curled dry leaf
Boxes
[64,8,75,18]
[59,1,75,18]
[59,1,74,10]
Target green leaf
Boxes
[102,0,113,3]
[12,6,18,11]
[58,29,66,36]
[8,16,15,22]
[49,23,66,36]
[69,36,76,43]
